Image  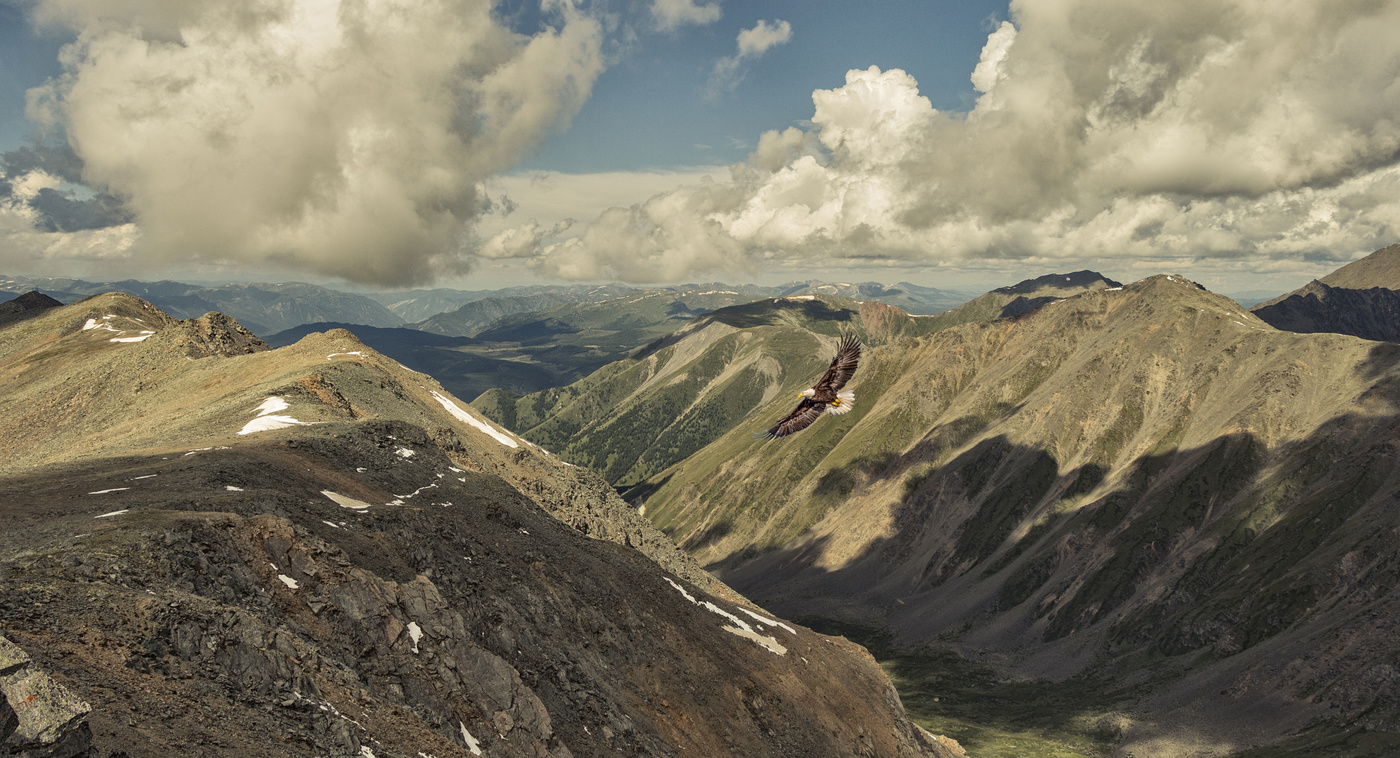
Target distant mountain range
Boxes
[0,292,959,758]
[0,275,405,335]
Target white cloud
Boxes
[534,0,1400,284]
[735,18,792,58]
[970,21,1016,94]
[709,19,792,96]
[20,0,606,286]
[650,0,721,31]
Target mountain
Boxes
[1318,242,1400,289]
[266,288,768,402]
[473,295,933,488]
[0,290,63,326]
[360,287,486,322]
[0,293,960,758]
[1249,280,1400,342]
[413,285,639,337]
[769,281,972,315]
[473,275,1109,490]
[0,276,404,335]
[260,323,571,403]
[1251,244,1400,342]
[580,274,1400,754]
[910,270,1121,332]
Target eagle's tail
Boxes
[826,389,855,416]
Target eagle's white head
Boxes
[799,388,816,399]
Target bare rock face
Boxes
[0,635,93,758]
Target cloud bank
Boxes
[524,0,1400,283]
[10,0,605,285]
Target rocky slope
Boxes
[605,275,1400,755]
[0,293,959,758]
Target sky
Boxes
[1,0,1399,296]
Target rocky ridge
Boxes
[0,293,959,758]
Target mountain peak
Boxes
[1319,242,1400,289]
[993,270,1122,296]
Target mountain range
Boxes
[470,252,1400,756]
[0,292,961,758]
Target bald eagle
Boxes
[762,334,861,439]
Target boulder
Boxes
[0,635,93,758]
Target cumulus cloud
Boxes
[650,0,721,31]
[12,0,606,285]
[539,0,1400,284]
[708,19,791,97]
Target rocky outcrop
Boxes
[147,311,269,358]
[0,635,93,758]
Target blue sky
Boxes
[514,0,1006,173]
[1,0,1398,294]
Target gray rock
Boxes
[0,635,93,758]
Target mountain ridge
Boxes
[0,293,961,757]
[538,272,1400,754]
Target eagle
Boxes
[761,334,861,439]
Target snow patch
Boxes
[239,415,312,435]
[225,485,244,492]
[664,577,786,655]
[396,447,415,458]
[88,488,129,495]
[278,574,300,590]
[406,621,423,653]
[429,390,518,448]
[322,490,373,510]
[131,474,158,480]
[322,520,340,528]
[94,509,129,519]
[110,331,155,343]
[395,483,438,500]
[327,351,365,360]
[738,607,797,635]
[241,396,314,435]
[254,396,290,415]
[460,722,482,755]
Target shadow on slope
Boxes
[714,393,1400,754]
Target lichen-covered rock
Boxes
[0,635,93,758]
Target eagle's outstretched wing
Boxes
[762,398,826,439]
[761,334,863,439]
[813,334,861,392]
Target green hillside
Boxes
[474,295,937,488]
